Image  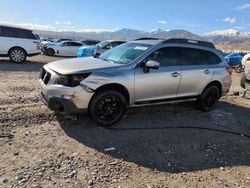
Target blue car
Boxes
[76,46,96,58]
[77,40,125,58]
[225,53,243,67]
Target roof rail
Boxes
[134,37,160,41]
[162,38,215,49]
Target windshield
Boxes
[96,41,110,48]
[99,42,152,64]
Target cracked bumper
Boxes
[39,80,94,114]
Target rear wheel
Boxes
[198,85,220,112]
[9,47,27,63]
[89,90,127,126]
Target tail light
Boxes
[226,66,233,76]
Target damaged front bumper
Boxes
[38,90,87,113]
[38,80,95,114]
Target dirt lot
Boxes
[0,55,250,188]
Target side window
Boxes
[73,42,83,47]
[146,47,178,66]
[109,42,117,48]
[179,47,201,66]
[103,43,112,49]
[63,42,70,46]
[0,26,36,39]
[205,51,222,64]
[0,26,2,36]
[1,27,15,37]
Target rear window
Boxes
[178,47,221,66]
[202,51,222,65]
[179,47,201,66]
[0,26,37,39]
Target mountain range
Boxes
[34,28,250,51]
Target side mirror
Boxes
[143,60,160,73]
[145,60,160,69]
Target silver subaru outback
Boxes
[39,38,232,126]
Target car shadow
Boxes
[58,101,250,173]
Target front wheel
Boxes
[9,48,27,63]
[46,48,55,56]
[198,85,220,112]
[89,90,127,127]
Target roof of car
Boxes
[0,24,32,31]
[130,39,163,45]
[131,38,215,49]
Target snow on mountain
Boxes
[203,29,250,37]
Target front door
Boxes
[134,47,181,103]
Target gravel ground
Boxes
[0,55,250,188]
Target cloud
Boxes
[157,20,167,24]
[221,17,236,24]
[0,20,119,33]
[0,20,57,31]
[55,20,71,25]
[237,4,250,10]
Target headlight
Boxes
[55,73,91,87]
[55,76,69,86]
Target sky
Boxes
[1,0,250,34]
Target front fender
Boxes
[81,72,117,90]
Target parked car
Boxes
[76,46,96,58]
[39,38,232,126]
[240,53,250,89]
[42,41,84,56]
[80,39,100,46]
[225,53,243,72]
[40,38,72,48]
[0,25,40,63]
[77,40,125,58]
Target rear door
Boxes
[68,42,83,56]
[177,47,214,97]
[134,47,181,103]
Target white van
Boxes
[0,25,41,63]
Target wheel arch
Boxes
[89,83,130,107]
[47,48,55,54]
[8,46,27,56]
[202,80,222,98]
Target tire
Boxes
[240,74,246,89]
[46,48,55,56]
[9,47,27,63]
[89,90,127,126]
[198,85,220,112]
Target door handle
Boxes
[171,72,180,77]
[204,69,211,74]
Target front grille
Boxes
[40,68,51,85]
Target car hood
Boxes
[46,57,122,75]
